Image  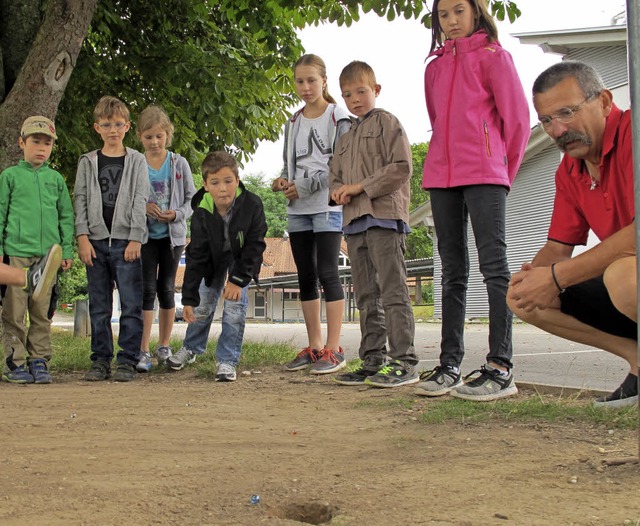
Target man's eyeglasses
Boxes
[97,122,127,130]
[538,94,598,129]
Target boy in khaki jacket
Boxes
[329,61,418,388]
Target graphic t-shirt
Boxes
[97,151,124,233]
[289,105,339,215]
[148,152,172,239]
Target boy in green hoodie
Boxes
[0,116,74,384]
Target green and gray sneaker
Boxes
[334,357,384,386]
[451,365,518,401]
[364,360,419,388]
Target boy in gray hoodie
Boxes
[74,96,149,382]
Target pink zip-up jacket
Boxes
[422,31,530,189]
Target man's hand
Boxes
[223,282,242,301]
[508,265,561,312]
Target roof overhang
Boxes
[513,25,627,55]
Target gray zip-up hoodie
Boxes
[154,152,196,247]
[74,147,150,243]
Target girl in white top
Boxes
[272,54,351,375]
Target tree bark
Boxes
[0,0,98,170]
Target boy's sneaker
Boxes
[334,357,384,386]
[113,363,136,382]
[285,347,320,371]
[215,362,237,382]
[364,360,419,388]
[24,244,62,303]
[309,347,346,375]
[415,365,462,397]
[156,346,172,365]
[2,363,35,384]
[593,373,639,409]
[84,361,111,381]
[168,347,196,370]
[136,351,152,373]
[451,365,518,401]
[28,358,52,384]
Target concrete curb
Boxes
[517,381,608,398]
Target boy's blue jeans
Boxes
[181,277,248,367]
[86,239,143,366]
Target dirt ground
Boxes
[1,368,639,526]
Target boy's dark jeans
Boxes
[86,239,143,366]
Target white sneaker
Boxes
[167,348,196,371]
[156,345,172,365]
[215,362,236,382]
[136,351,152,373]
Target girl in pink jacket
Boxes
[417,0,529,402]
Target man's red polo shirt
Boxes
[547,104,634,245]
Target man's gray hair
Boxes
[532,61,605,100]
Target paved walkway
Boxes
[53,313,632,393]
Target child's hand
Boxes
[146,203,162,219]
[332,184,363,205]
[284,183,299,200]
[124,241,141,262]
[77,236,96,267]
[61,259,73,271]
[223,282,242,301]
[157,210,177,223]
[271,177,288,192]
[183,305,195,323]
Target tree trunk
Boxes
[0,0,97,170]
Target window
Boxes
[254,292,265,317]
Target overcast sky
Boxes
[241,0,627,179]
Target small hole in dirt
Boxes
[272,501,338,525]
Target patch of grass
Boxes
[413,305,434,320]
[194,338,298,378]
[48,329,298,375]
[49,329,91,372]
[418,394,638,430]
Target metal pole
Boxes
[626,0,640,460]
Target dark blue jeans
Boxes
[86,239,143,366]
[430,185,513,370]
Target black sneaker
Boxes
[24,244,62,303]
[113,363,136,382]
[28,358,52,384]
[594,373,639,409]
[451,365,518,401]
[364,360,419,388]
[84,361,111,381]
[334,356,385,386]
